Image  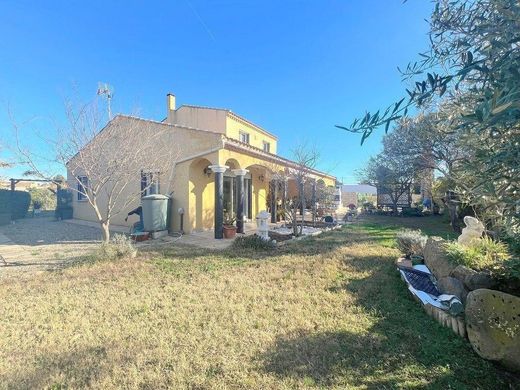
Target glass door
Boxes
[223,176,234,216]
[244,177,252,220]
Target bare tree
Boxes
[10,98,179,242]
[358,153,416,215]
[0,154,11,181]
[291,142,320,235]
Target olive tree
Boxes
[338,0,520,239]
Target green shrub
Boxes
[445,237,510,271]
[0,189,31,220]
[495,257,520,290]
[232,234,275,250]
[95,234,137,261]
[28,187,56,210]
[401,208,423,217]
[395,229,427,257]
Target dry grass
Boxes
[0,218,515,389]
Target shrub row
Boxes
[0,189,31,220]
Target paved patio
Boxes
[166,221,271,250]
[0,214,339,277]
[0,217,269,277]
[0,217,104,278]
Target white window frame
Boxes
[239,130,250,144]
[77,176,89,201]
[263,141,271,153]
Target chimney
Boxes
[167,93,176,112]
[166,93,176,124]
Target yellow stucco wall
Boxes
[69,115,335,235]
[225,115,277,153]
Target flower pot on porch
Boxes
[223,225,237,239]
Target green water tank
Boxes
[142,194,169,232]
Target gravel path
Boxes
[0,217,103,278]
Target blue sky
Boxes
[0,0,433,183]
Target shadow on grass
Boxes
[2,346,109,389]
[260,329,460,389]
[259,237,517,389]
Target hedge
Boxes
[0,189,31,220]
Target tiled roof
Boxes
[224,137,336,181]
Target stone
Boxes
[451,265,475,281]
[396,257,412,269]
[458,216,485,246]
[437,276,468,303]
[423,237,457,279]
[466,289,520,372]
[465,271,496,291]
[450,265,496,291]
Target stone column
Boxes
[232,169,248,234]
[311,179,317,226]
[209,165,228,239]
[270,178,278,223]
[281,178,288,221]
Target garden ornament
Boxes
[256,210,271,241]
[457,216,485,246]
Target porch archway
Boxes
[188,158,214,231]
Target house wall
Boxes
[167,106,227,134]
[342,192,358,207]
[69,116,222,230]
[225,114,277,153]
[69,115,336,235]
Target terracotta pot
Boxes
[223,225,237,239]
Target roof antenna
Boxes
[97,82,114,120]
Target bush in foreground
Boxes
[232,234,276,250]
[95,234,137,261]
[445,237,520,294]
[445,237,510,271]
[396,229,427,257]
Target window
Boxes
[141,171,160,197]
[77,176,88,201]
[263,141,271,153]
[239,131,250,144]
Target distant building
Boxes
[340,184,377,207]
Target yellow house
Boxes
[69,93,336,238]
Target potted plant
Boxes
[223,212,237,239]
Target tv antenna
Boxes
[97,82,114,120]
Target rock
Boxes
[466,289,520,372]
[396,257,412,269]
[451,265,475,281]
[437,276,468,303]
[423,237,457,279]
[450,265,497,291]
[465,271,496,291]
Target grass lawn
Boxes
[0,216,516,389]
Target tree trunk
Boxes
[299,181,305,235]
[101,221,110,242]
[392,199,398,215]
[292,207,298,236]
[447,201,461,233]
